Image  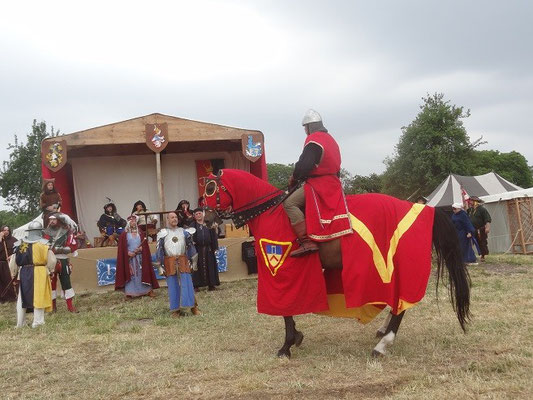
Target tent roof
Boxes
[479,187,533,204]
[42,113,263,158]
[13,214,43,240]
[426,172,523,207]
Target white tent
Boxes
[426,172,522,208]
[479,188,533,254]
[12,214,43,240]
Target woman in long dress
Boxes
[115,215,159,298]
[451,203,477,264]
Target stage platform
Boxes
[70,237,256,293]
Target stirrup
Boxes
[290,243,318,257]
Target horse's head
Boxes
[204,170,234,218]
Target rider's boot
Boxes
[290,220,319,257]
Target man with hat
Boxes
[191,207,220,291]
[97,201,127,246]
[9,221,56,328]
[44,213,79,312]
[283,109,352,257]
[467,196,492,262]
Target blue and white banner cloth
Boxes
[216,246,227,273]
[96,254,163,286]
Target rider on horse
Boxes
[283,109,353,257]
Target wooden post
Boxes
[515,198,526,255]
[156,152,166,228]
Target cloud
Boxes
[1,0,532,211]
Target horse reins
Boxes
[205,171,284,228]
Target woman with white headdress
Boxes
[115,215,159,298]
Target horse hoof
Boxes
[375,330,385,338]
[277,349,291,359]
[371,349,384,358]
[294,331,304,347]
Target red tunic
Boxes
[115,231,160,290]
[303,131,352,241]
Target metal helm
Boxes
[302,109,322,126]
[25,221,44,243]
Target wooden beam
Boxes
[67,140,242,158]
[155,152,165,228]
[42,113,262,147]
[516,198,526,255]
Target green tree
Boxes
[0,210,33,230]
[267,163,294,190]
[468,150,533,188]
[345,173,383,194]
[0,120,58,215]
[382,93,478,198]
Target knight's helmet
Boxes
[302,109,322,126]
[301,109,327,134]
[25,221,44,243]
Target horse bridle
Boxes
[204,170,285,228]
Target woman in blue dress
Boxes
[115,215,159,297]
[451,203,477,264]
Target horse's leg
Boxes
[277,316,304,358]
[372,311,405,357]
[375,309,393,338]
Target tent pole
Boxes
[515,198,526,255]
[156,152,166,228]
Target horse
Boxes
[204,169,471,358]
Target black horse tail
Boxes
[432,208,471,332]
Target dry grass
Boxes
[1,254,532,399]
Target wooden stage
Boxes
[70,237,255,293]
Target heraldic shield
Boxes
[241,132,263,162]
[41,139,68,172]
[145,123,169,153]
[259,238,292,276]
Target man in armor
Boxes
[9,221,56,328]
[44,213,79,312]
[156,211,200,317]
[283,109,352,257]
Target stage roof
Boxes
[42,113,263,157]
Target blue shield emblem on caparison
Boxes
[266,244,282,267]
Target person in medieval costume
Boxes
[175,200,194,228]
[97,201,127,246]
[452,203,477,264]
[131,200,158,227]
[0,225,17,302]
[283,109,353,257]
[44,213,79,312]
[156,211,199,317]
[9,221,56,328]
[191,208,220,291]
[115,215,159,298]
[40,178,62,228]
[467,196,492,262]
[131,200,158,240]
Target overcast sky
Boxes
[1,1,532,193]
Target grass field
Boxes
[1,254,532,399]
